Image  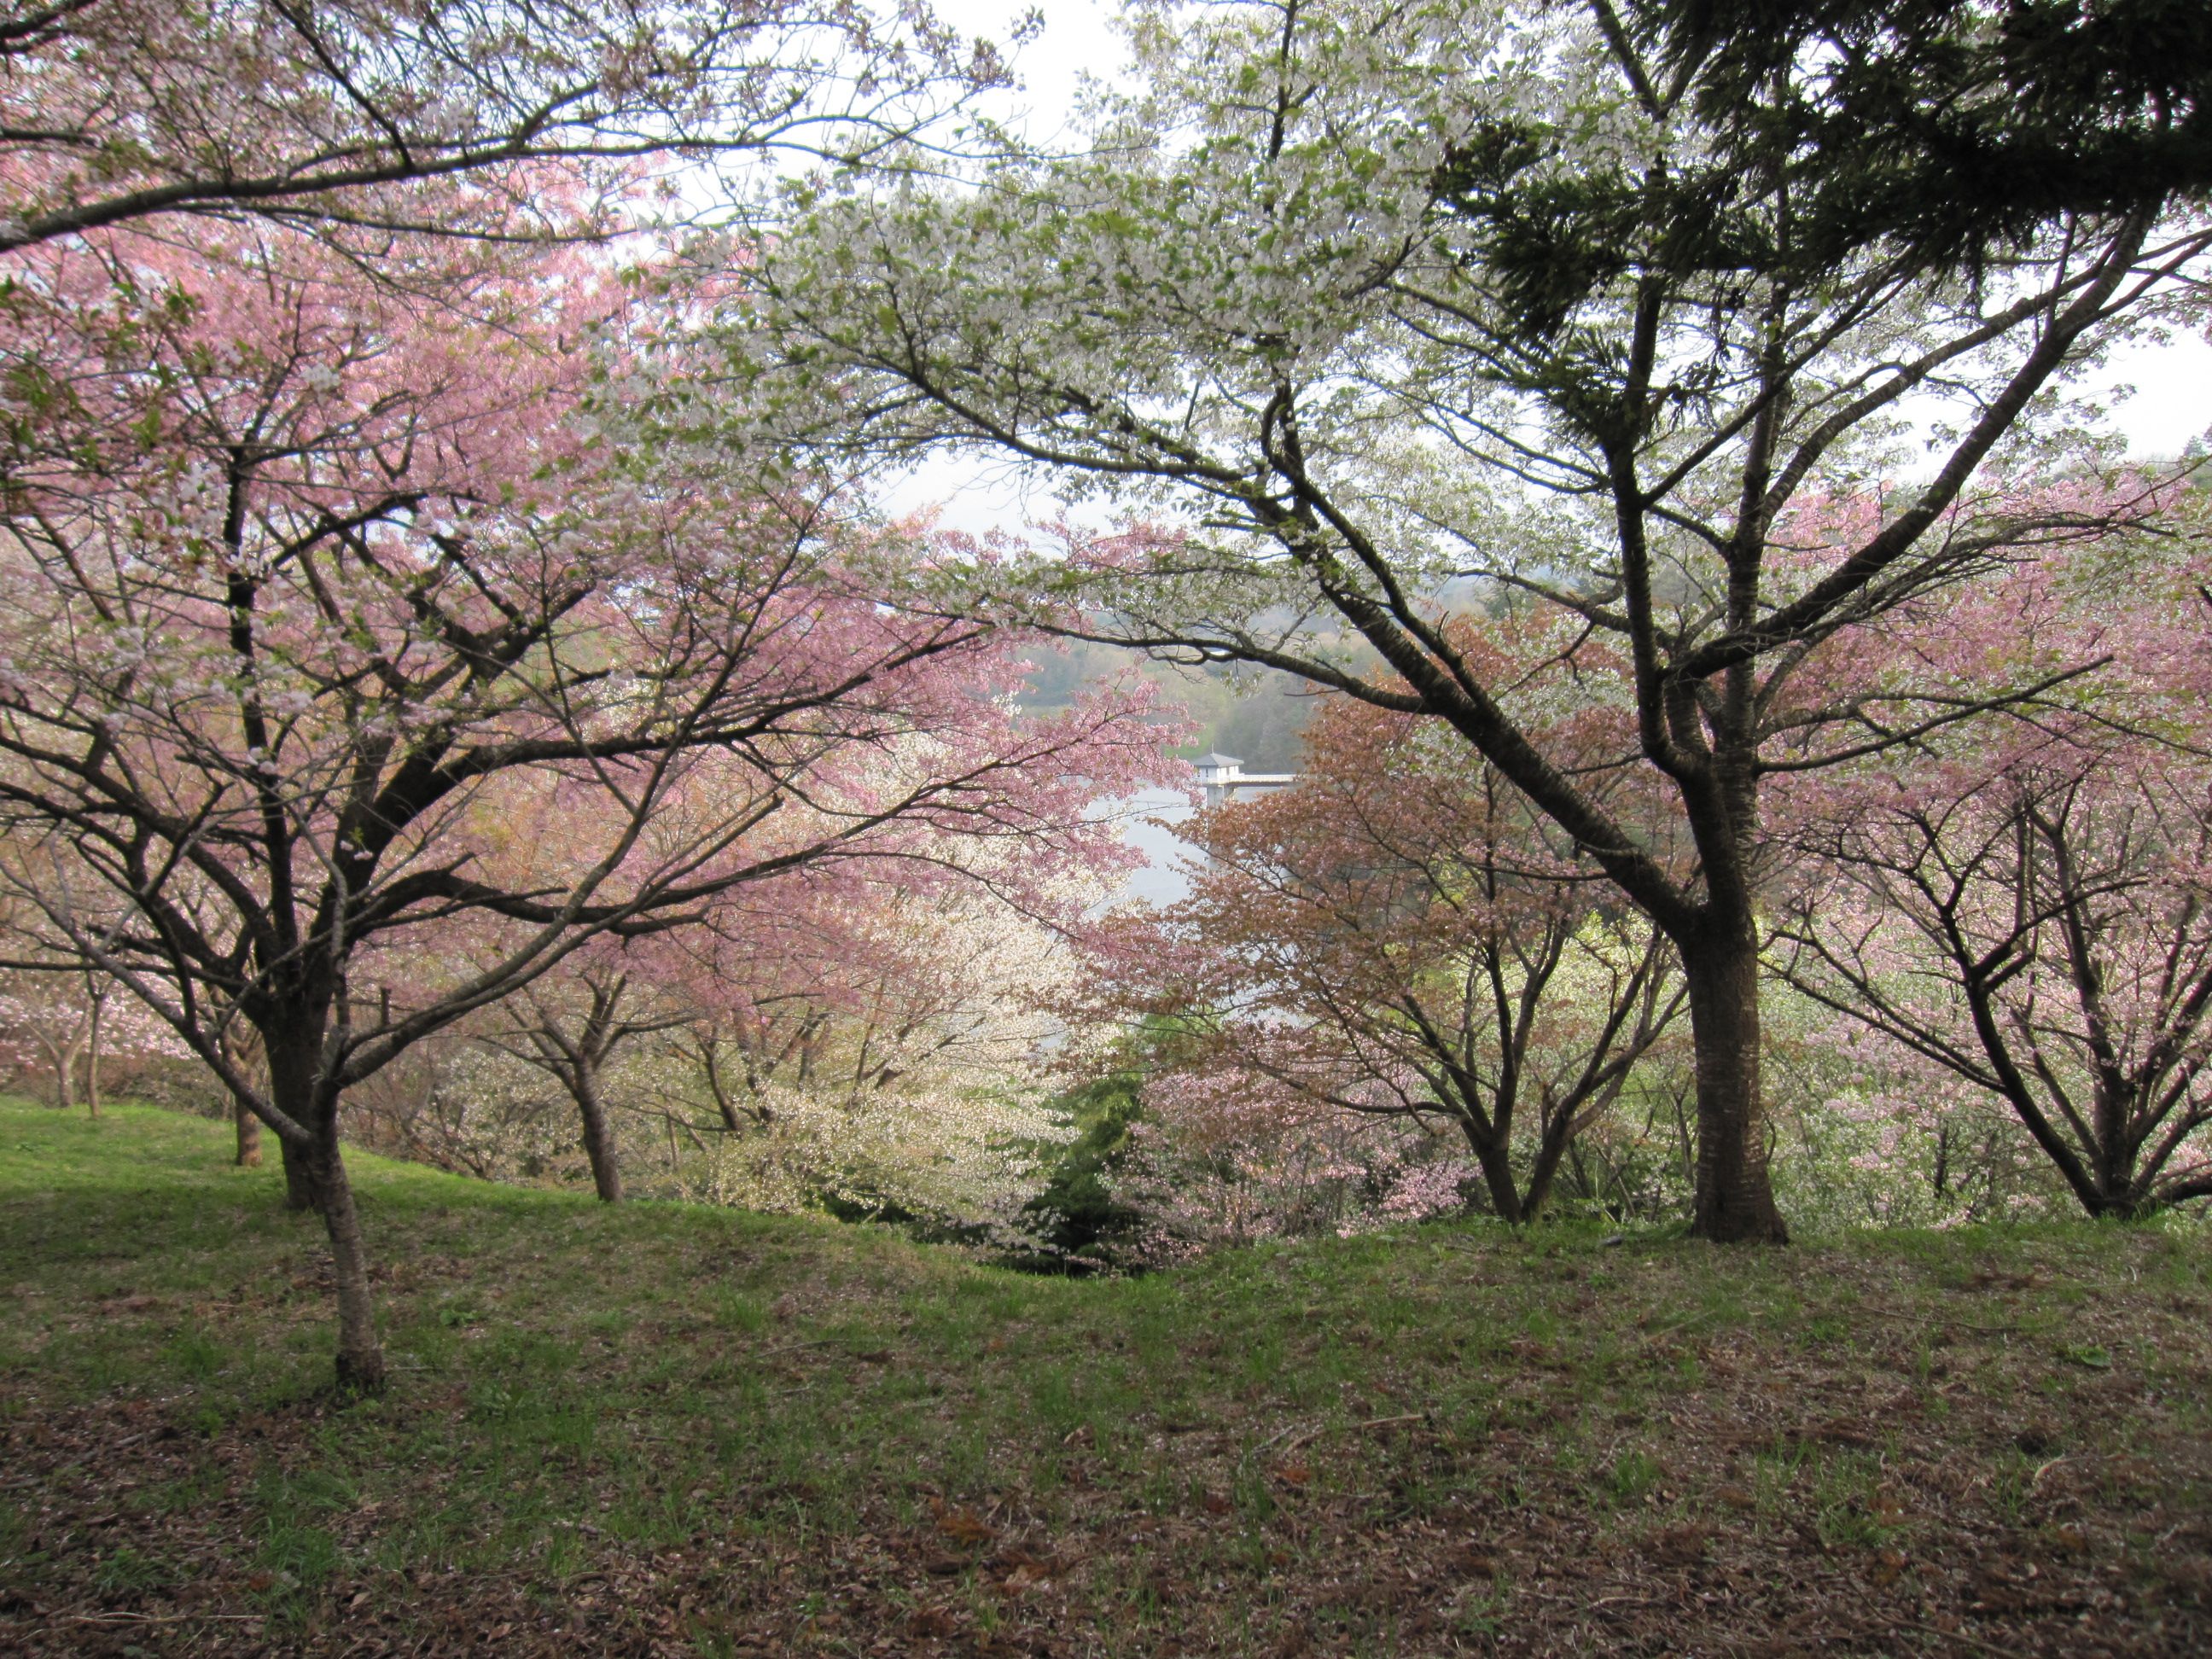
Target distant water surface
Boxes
[1103,786,1200,909]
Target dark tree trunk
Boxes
[518,979,632,1202]
[1521,1118,1575,1223]
[1452,1109,1571,1226]
[700,1038,752,1132]
[2093,1084,2137,1217]
[280,1125,321,1208]
[235,1098,263,1167]
[1464,1127,1527,1225]
[263,1016,386,1389]
[267,1031,326,1212]
[574,1067,624,1203]
[309,1121,385,1392]
[1680,923,1789,1243]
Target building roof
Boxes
[1191,751,1243,770]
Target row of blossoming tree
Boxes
[0,3,1182,1389]
[1061,510,2212,1263]
[3,0,2211,1389]
[738,0,2212,1244]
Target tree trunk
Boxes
[266,1031,325,1210]
[2093,1084,2136,1219]
[1457,1113,1529,1224]
[218,1024,265,1167]
[1521,1117,1576,1224]
[42,1030,79,1112]
[1680,925,1789,1243]
[280,1125,322,1208]
[309,1124,386,1393]
[700,1038,750,1132]
[265,1016,386,1391]
[574,1066,625,1203]
[83,983,104,1117]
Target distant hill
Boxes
[1018,639,1329,774]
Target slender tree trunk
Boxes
[1464,1127,1527,1225]
[1680,923,1788,1243]
[573,1065,625,1203]
[519,981,631,1202]
[1521,1118,1577,1223]
[219,1023,265,1167]
[700,1038,751,1132]
[83,982,104,1117]
[265,1016,387,1390]
[309,1121,385,1393]
[41,1030,79,1111]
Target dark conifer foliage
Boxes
[1441,0,2212,357]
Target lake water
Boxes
[1103,787,1201,909]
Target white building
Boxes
[1191,751,1295,806]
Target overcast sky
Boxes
[890,0,2212,533]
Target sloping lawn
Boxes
[2,1097,2208,1655]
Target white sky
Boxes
[895,1,2212,536]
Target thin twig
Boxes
[754,1337,838,1360]
[1250,1420,1317,1457]
[1261,1412,1430,1458]
[55,1611,267,1624]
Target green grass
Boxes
[3,1097,2210,1655]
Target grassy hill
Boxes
[3,1098,2209,1656]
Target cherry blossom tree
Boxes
[0,963,107,1109]
[1098,1068,1476,1266]
[0,0,1013,254]
[483,958,683,1203]
[1772,547,2212,1218]
[0,218,1167,1388]
[569,865,1120,1246]
[0,839,208,1115]
[742,0,2212,1240]
[476,764,1150,1207]
[1084,632,1686,1226]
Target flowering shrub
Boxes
[1095,1070,1476,1267]
[680,1083,1075,1251]
[0,968,186,1111]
